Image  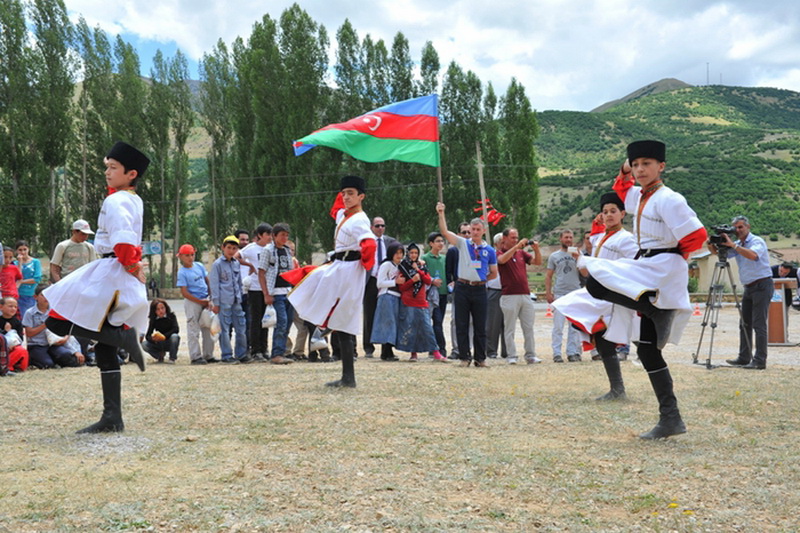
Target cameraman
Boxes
[707,215,772,369]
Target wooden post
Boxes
[476,141,490,242]
[436,165,443,204]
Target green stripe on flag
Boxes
[298,129,440,167]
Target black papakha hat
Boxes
[600,192,625,212]
[626,140,665,163]
[340,175,366,193]
[107,141,151,177]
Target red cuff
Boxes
[360,238,376,271]
[678,227,708,259]
[590,219,605,236]
[114,243,142,266]
[329,193,345,219]
[612,172,634,202]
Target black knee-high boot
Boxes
[586,278,675,350]
[640,367,686,439]
[47,317,145,372]
[78,343,124,433]
[595,335,626,401]
[326,331,356,388]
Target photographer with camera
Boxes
[707,215,772,370]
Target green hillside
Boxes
[534,85,800,240]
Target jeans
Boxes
[142,334,181,361]
[270,295,294,358]
[551,301,580,357]
[218,302,247,359]
[454,282,488,362]
[739,277,772,364]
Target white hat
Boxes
[72,219,94,235]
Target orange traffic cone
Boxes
[693,303,701,316]
[545,305,553,318]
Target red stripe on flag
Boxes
[316,112,438,142]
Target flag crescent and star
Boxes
[292,94,441,167]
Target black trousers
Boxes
[454,283,488,362]
[362,276,379,354]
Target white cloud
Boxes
[62,0,800,111]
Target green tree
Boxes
[389,32,414,102]
[417,41,440,96]
[28,0,75,253]
[168,50,194,282]
[146,50,172,286]
[498,78,539,235]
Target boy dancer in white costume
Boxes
[45,141,149,433]
[582,141,707,439]
[288,175,376,388]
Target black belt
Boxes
[635,247,681,259]
[457,278,486,286]
[745,276,772,288]
[333,250,361,261]
[102,252,117,258]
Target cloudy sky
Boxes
[62,0,800,111]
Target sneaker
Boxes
[409,353,418,362]
[526,356,542,364]
[166,359,176,364]
[221,358,239,365]
[508,357,518,365]
[474,360,489,368]
[459,360,471,367]
[590,349,601,361]
[567,354,582,363]
[432,351,448,362]
[270,355,293,365]
[238,355,255,364]
[206,357,220,363]
[190,359,207,365]
[250,353,268,363]
[553,355,564,363]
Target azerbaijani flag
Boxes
[292,94,440,167]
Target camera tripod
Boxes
[692,254,751,368]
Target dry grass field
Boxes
[2,303,799,532]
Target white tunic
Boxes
[579,185,704,345]
[288,208,374,335]
[553,228,638,346]
[44,191,148,333]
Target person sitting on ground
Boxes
[1,297,29,372]
[141,298,181,364]
[23,285,85,368]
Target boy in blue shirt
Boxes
[176,244,217,365]
[210,236,248,363]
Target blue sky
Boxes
[63,0,800,111]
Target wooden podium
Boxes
[768,278,797,345]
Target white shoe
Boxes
[508,357,518,365]
[526,356,542,364]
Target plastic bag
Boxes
[5,330,22,349]
[209,312,222,336]
[262,305,277,328]
[45,329,67,346]
[199,308,214,329]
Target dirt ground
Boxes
[1,301,799,532]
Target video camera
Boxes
[708,224,737,246]
[709,224,738,260]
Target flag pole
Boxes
[476,141,490,242]
[436,166,443,204]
